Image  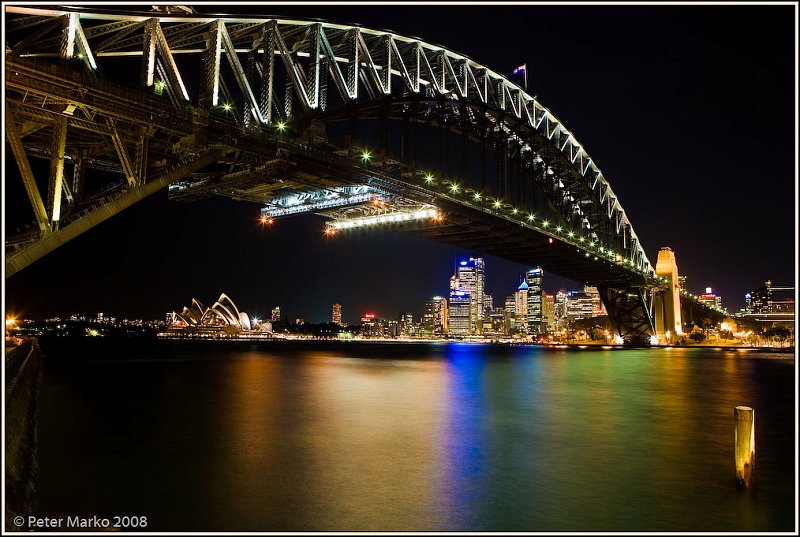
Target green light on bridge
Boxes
[222,102,232,112]
[449,183,460,193]
[424,174,434,183]
[473,193,482,201]
[276,121,287,132]
[361,150,372,163]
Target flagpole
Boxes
[524,66,528,92]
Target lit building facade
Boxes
[504,295,517,334]
[456,257,485,334]
[448,290,472,337]
[423,296,449,335]
[699,287,723,309]
[332,303,342,325]
[543,293,556,332]
[514,281,528,333]
[748,280,794,314]
[525,267,543,335]
[271,306,281,322]
[360,313,386,338]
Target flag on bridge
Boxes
[512,63,528,91]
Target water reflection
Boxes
[35,341,794,532]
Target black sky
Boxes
[3,3,796,324]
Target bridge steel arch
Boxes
[4,6,727,344]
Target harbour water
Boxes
[34,339,795,532]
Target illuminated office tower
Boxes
[543,293,556,332]
[271,306,281,322]
[555,289,568,328]
[504,295,517,333]
[525,267,543,335]
[448,290,471,337]
[332,303,342,325]
[456,257,485,334]
[514,281,528,333]
[424,296,449,335]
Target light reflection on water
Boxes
[36,340,795,531]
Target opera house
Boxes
[164,293,272,338]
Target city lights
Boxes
[323,227,337,236]
[259,216,274,225]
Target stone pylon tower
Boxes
[654,247,683,342]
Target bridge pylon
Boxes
[653,246,684,343]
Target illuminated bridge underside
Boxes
[3,6,723,343]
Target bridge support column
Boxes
[598,286,656,346]
[654,246,683,343]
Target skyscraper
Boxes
[424,296,449,335]
[448,290,471,337]
[525,267,543,335]
[514,281,528,333]
[456,257,485,334]
[271,306,281,322]
[543,293,556,333]
[332,303,342,325]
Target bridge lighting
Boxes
[324,226,337,236]
[424,173,434,183]
[276,121,287,132]
[77,52,85,59]
[555,226,562,233]
[259,216,274,225]
[473,193,482,201]
[541,220,549,227]
[154,79,166,95]
[6,318,17,327]
[222,102,233,112]
[330,207,439,230]
[527,214,535,221]
[512,208,519,214]
[360,150,372,163]
[449,183,460,193]
[567,231,574,238]
[493,200,502,209]
[548,238,554,244]
[578,236,584,242]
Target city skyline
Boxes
[4,4,795,322]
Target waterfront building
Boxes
[271,306,281,322]
[514,281,528,333]
[543,293,556,333]
[423,296,448,335]
[483,292,494,316]
[360,313,385,338]
[565,289,594,322]
[555,289,568,328]
[168,293,270,336]
[699,287,723,310]
[332,303,342,325]
[455,257,486,334]
[166,311,177,325]
[584,286,606,316]
[504,295,516,334]
[749,280,794,314]
[448,290,472,337]
[525,267,544,336]
[399,312,414,335]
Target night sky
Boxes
[3,3,796,324]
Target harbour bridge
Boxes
[3,5,727,344]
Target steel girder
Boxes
[5,6,653,274]
[598,286,657,345]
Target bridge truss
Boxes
[4,6,726,343]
